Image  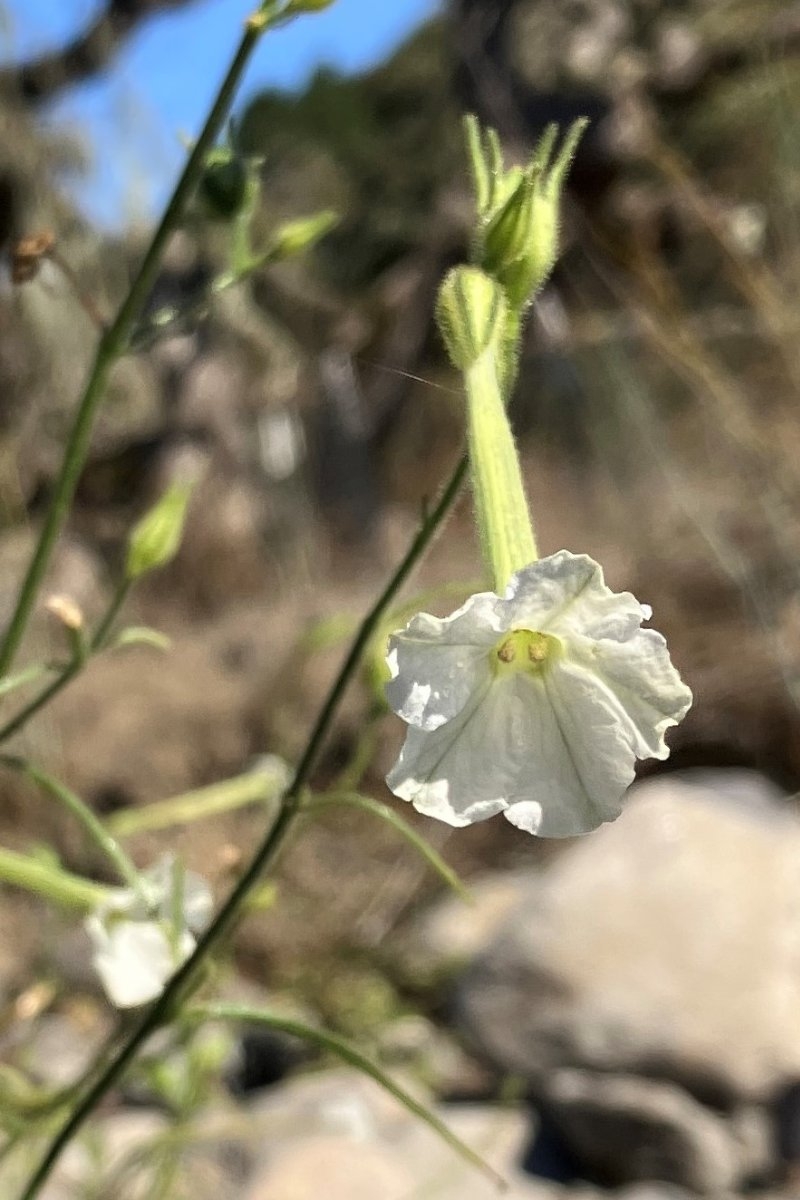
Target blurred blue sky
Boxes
[1,0,440,227]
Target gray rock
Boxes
[457,772,800,1103]
[244,1068,560,1199]
[541,1069,744,1192]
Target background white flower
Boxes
[386,550,692,837]
[86,854,213,1008]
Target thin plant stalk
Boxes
[0,578,133,745]
[0,847,107,910]
[107,770,283,837]
[0,8,283,680]
[190,1002,505,1189]
[18,451,467,1200]
[308,791,470,901]
[1,758,142,893]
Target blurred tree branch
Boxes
[0,0,199,103]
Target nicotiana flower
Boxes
[386,550,692,838]
[85,854,213,1008]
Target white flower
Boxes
[385,550,692,837]
[85,854,213,1008]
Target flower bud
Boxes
[197,149,250,221]
[268,210,337,260]
[435,266,508,370]
[11,230,55,284]
[44,594,84,632]
[126,482,194,581]
[474,118,588,308]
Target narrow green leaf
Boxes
[190,1003,505,1190]
[112,626,172,653]
[308,791,471,903]
[0,664,49,700]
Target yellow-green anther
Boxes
[126,482,194,581]
[493,629,560,676]
[436,266,508,370]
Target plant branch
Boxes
[0,10,276,679]
[0,578,132,745]
[19,448,467,1200]
[189,1002,504,1188]
[1,758,141,893]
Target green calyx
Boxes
[492,629,560,677]
[465,114,589,310]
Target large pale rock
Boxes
[457,772,800,1103]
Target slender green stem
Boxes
[308,791,470,901]
[106,769,283,837]
[0,661,82,745]
[90,579,131,652]
[0,847,107,910]
[188,1003,504,1188]
[1,758,142,893]
[18,450,467,1200]
[0,577,133,745]
[0,15,274,680]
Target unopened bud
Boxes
[11,230,55,284]
[436,266,508,370]
[269,210,337,259]
[126,482,194,581]
[45,594,84,632]
[197,149,251,221]
[476,119,588,308]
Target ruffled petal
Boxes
[385,592,501,730]
[388,672,629,837]
[386,678,509,825]
[507,658,639,835]
[565,628,693,760]
[502,551,649,642]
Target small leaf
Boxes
[0,664,49,699]
[112,627,172,653]
[308,791,471,903]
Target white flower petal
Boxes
[87,916,195,1008]
[566,627,693,759]
[503,551,648,642]
[142,853,214,932]
[389,672,630,837]
[384,549,692,839]
[387,680,507,825]
[386,592,501,730]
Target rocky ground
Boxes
[4,769,800,1198]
